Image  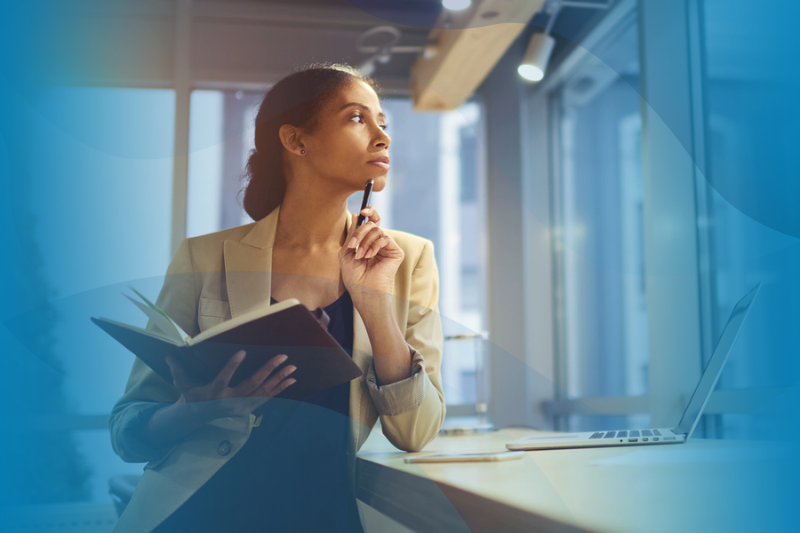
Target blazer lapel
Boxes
[223,205,281,318]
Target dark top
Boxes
[153,290,364,533]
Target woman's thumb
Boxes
[166,356,187,388]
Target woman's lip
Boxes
[368,161,390,170]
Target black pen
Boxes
[356,179,374,227]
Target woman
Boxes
[108,63,445,533]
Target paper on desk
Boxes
[590,442,790,466]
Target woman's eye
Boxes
[350,114,388,131]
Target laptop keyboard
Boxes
[589,429,676,442]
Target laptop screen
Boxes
[673,283,761,438]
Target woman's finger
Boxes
[253,365,298,397]
[347,221,378,253]
[212,350,247,391]
[275,378,297,396]
[267,377,297,398]
[355,226,385,259]
[365,235,391,259]
[359,206,381,227]
[233,354,288,397]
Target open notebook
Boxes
[92,286,363,401]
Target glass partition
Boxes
[550,19,649,431]
[697,0,800,439]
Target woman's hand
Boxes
[339,206,405,306]
[166,351,297,419]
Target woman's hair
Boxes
[242,62,382,221]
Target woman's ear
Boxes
[278,124,306,156]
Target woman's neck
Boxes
[275,182,351,251]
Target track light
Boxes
[518,32,556,82]
[518,1,611,82]
[356,25,437,76]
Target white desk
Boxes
[356,428,793,533]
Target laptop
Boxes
[507,282,761,451]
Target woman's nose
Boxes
[375,129,390,148]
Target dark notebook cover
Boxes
[92,303,363,402]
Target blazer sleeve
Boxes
[108,238,199,463]
[364,239,446,452]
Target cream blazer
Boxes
[108,206,445,533]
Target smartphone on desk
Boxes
[404,451,525,463]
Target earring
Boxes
[300,149,306,155]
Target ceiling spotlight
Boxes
[518,33,556,82]
[443,0,471,11]
[518,0,560,83]
[519,1,612,82]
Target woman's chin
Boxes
[370,175,388,192]
[352,174,386,191]
[345,172,386,193]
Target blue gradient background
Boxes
[1,0,798,530]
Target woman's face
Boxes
[300,80,391,193]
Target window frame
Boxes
[524,0,651,430]
[524,0,784,432]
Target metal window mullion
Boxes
[686,0,721,438]
[548,90,569,432]
[638,0,705,428]
[520,86,557,431]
